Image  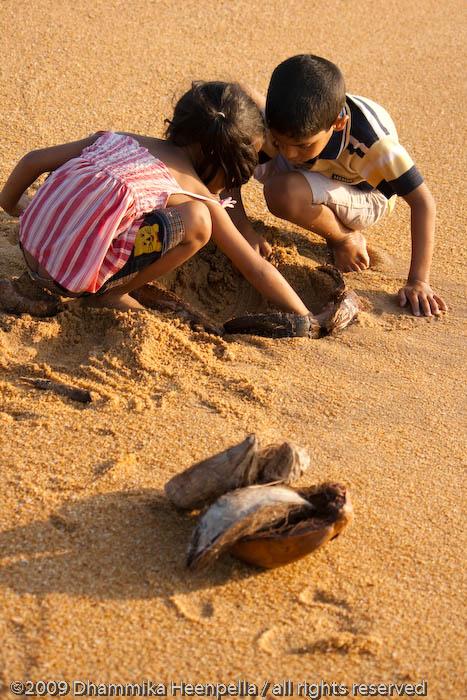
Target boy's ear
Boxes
[333,114,349,132]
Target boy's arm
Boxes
[205,200,308,315]
[398,182,447,316]
[0,134,100,216]
[222,187,272,257]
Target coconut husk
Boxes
[0,275,63,317]
[256,441,310,484]
[164,434,259,510]
[187,484,310,570]
[230,483,352,569]
[164,436,311,511]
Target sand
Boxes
[0,1,466,698]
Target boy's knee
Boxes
[181,200,212,248]
[264,172,311,219]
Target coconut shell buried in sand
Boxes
[223,265,359,338]
[187,482,352,570]
[164,434,310,511]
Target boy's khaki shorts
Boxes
[255,155,396,231]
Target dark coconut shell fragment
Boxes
[165,434,310,511]
[0,275,63,317]
[224,311,320,338]
[187,482,352,570]
[165,434,259,511]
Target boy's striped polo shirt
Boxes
[259,94,424,199]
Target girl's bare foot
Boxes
[329,231,370,272]
[75,291,145,311]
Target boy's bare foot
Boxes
[328,231,370,272]
[75,291,145,312]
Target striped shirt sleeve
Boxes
[355,135,424,197]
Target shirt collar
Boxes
[306,103,350,163]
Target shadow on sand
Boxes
[0,489,260,601]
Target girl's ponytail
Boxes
[166,81,265,189]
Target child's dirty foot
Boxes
[75,291,145,312]
[329,232,370,273]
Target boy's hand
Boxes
[398,280,447,317]
[243,228,272,257]
[330,231,370,272]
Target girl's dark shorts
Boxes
[97,207,185,294]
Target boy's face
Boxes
[269,113,348,165]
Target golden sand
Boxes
[0,1,466,698]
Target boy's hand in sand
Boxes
[398,280,447,317]
[329,231,370,272]
[222,187,272,258]
[242,227,272,257]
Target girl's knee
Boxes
[179,200,212,248]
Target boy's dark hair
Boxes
[165,81,265,189]
[266,55,346,138]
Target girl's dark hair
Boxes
[266,55,346,137]
[165,81,265,189]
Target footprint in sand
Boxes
[169,594,215,623]
[294,587,381,656]
[256,588,380,657]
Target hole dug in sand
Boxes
[158,242,346,323]
[0,242,356,342]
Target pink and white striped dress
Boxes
[19,132,226,293]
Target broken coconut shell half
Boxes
[223,265,359,338]
[164,434,310,511]
[187,482,352,570]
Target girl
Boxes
[0,81,309,316]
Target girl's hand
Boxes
[398,280,447,317]
[15,194,32,216]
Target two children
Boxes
[231,55,446,318]
[0,81,308,316]
[0,62,446,320]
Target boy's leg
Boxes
[263,170,390,272]
[82,200,211,311]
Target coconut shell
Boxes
[230,483,352,568]
[223,311,321,338]
[165,437,311,511]
[165,434,259,510]
[256,441,310,484]
[316,290,360,335]
[187,484,310,570]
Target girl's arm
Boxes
[221,187,272,257]
[0,134,100,216]
[205,201,309,315]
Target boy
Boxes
[231,55,446,317]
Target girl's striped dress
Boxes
[19,132,199,293]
